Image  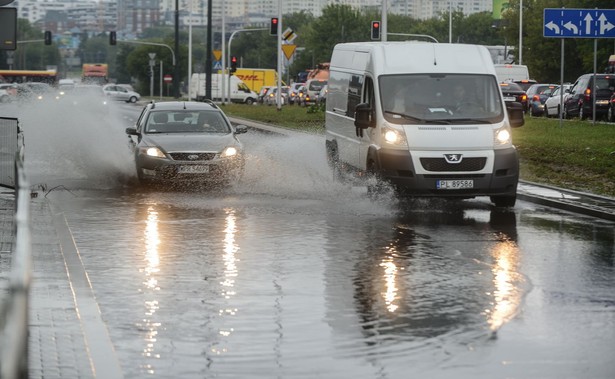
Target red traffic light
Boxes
[371,21,381,40]
[230,56,238,73]
[270,17,279,35]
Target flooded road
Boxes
[9,101,615,378]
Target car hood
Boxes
[142,133,240,152]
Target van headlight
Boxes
[382,127,407,147]
[494,128,511,146]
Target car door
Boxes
[565,77,584,116]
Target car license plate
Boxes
[178,165,209,174]
[503,96,516,101]
[437,180,473,189]
[596,100,608,105]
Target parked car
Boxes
[499,82,528,112]
[526,83,558,116]
[563,73,615,120]
[102,84,140,103]
[544,84,572,118]
[125,101,248,187]
[288,82,305,105]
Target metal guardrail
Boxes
[0,119,31,379]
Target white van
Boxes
[494,64,530,82]
[325,42,524,207]
[190,73,258,104]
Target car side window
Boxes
[135,107,149,132]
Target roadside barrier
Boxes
[0,118,31,379]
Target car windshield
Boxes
[380,73,504,124]
[146,110,231,134]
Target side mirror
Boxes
[234,124,248,134]
[354,103,374,129]
[125,126,139,135]
[506,101,524,128]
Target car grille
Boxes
[420,157,486,172]
[169,152,216,161]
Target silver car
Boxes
[103,84,140,103]
[125,101,248,187]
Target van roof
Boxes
[330,42,495,76]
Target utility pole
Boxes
[205,0,212,99]
[174,0,180,98]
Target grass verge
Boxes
[223,103,615,198]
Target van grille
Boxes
[420,157,486,172]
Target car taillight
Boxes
[532,95,540,101]
[584,88,591,101]
[520,94,527,101]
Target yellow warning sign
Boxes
[281,44,296,60]
[213,50,222,61]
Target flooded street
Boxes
[8,101,615,378]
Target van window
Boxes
[347,74,363,117]
[379,74,504,124]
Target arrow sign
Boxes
[544,8,615,38]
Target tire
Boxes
[490,195,516,208]
[366,160,387,200]
[579,104,586,120]
[245,98,254,105]
[129,96,138,103]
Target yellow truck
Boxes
[225,68,281,93]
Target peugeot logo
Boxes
[444,154,463,164]
[187,154,200,160]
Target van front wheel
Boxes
[490,195,516,208]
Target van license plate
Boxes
[437,180,473,189]
[178,165,209,174]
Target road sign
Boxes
[213,50,222,61]
[213,60,222,71]
[282,28,297,43]
[163,74,172,83]
[281,44,296,60]
[544,8,615,38]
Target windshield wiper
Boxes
[384,111,425,123]
[451,118,492,124]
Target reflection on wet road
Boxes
[13,101,615,378]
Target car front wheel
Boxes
[129,96,138,103]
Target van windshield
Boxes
[380,74,504,124]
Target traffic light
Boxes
[270,17,278,36]
[230,56,237,74]
[44,31,52,45]
[371,21,381,40]
[109,31,117,45]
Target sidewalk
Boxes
[1,179,614,378]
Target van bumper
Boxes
[376,147,519,198]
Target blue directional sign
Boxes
[544,8,615,38]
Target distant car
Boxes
[526,83,557,116]
[0,83,18,101]
[60,84,109,113]
[512,79,538,92]
[544,84,572,118]
[125,101,248,187]
[499,82,528,111]
[316,84,328,105]
[102,84,140,103]
[23,82,55,101]
[288,83,305,105]
[0,88,9,103]
[563,73,615,120]
[264,86,289,106]
[257,86,272,104]
[302,79,327,106]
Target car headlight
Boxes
[221,146,239,158]
[494,128,511,146]
[144,147,166,158]
[382,126,407,147]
